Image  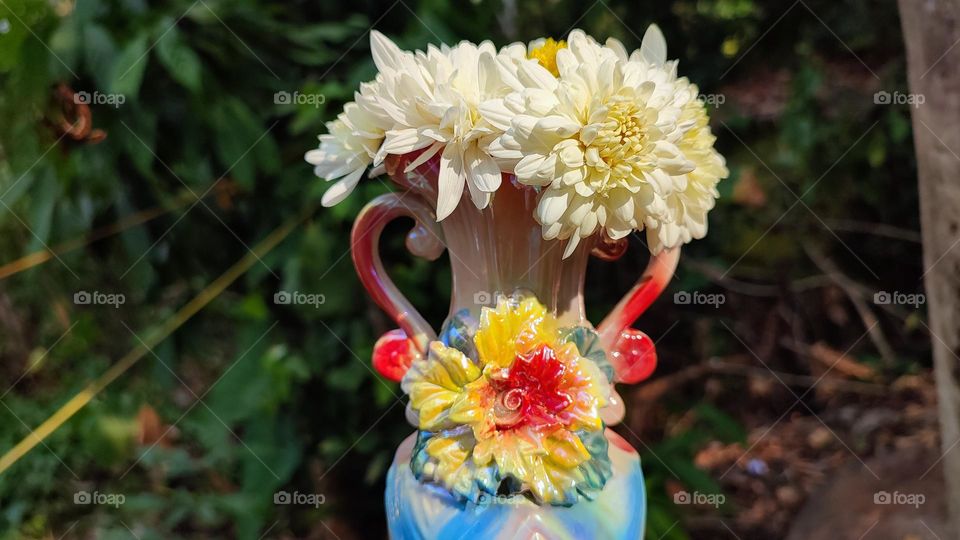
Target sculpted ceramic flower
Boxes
[485,26,727,257]
[402,296,612,505]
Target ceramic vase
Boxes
[350,151,679,540]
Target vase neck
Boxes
[385,152,593,326]
[440,181,593,326]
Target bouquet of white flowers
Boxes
[306,25,727,257]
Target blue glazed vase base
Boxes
[385,429,646,540]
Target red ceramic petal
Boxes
[372,329,418,382]
[609,328,657,384]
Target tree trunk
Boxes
[898,0,960,534]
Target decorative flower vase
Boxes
[351,151,679,540]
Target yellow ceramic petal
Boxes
[541,459,584,504]
[543,429,591,469]
[472,436,496,466]
[406,342,482,430]
[513,298,557,355]
[448,378,493,425]
[427,341,482,389]
[481,430,588,505]
[474,307,516,368]
[426,434,470,473]
[518,444,582,505]
[425,430,480,495]
[475,296,556,368]
[491,432,537,481]
[409,386,460,430]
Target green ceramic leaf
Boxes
[559,326,614,383]
[575,429,614,501]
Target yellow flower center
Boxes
[528,38,567,77]
[584,99,649,191]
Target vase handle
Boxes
[597,247,681,354]
[351,193,445,354]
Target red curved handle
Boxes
[596,247,680,378]
[351,193,445,354]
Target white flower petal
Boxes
[517,59,560,90]
[537,188,570,225]
[436,145,465,220]
[487,136,523,165]
[605,38,629,63]
[370,31,405,74]
[557,142,584,168]
[404,141,444,172]
[321,166,365,207]
[465,145,502,193]
[378,129,434,164]
[640,24,668,65]
[562,233,581,258]
[534,153,558,182]
[515,154,548,183]
[479,99,515,131]
[543,221,562,240]
[465,175,492,209]
[535,116,580,138]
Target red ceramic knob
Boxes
[609,328,657,384]
[372,329,418,382]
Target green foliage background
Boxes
[0,0,921,538]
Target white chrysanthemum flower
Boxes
[305,76,392,207]
[308,27,726,248]
[485,26,727,257]
[485,28,696,257]
[605,28,728,252]
[371,32,524,220]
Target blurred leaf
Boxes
[0,0,48,72]
[646,503,690,540]
[83,24,118,91]
[156,27,203,92]
[209,99,261,187]
[25,168,57,251]
[108,34,149,98]
[694,403,747,443]
[867,132,886,167]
